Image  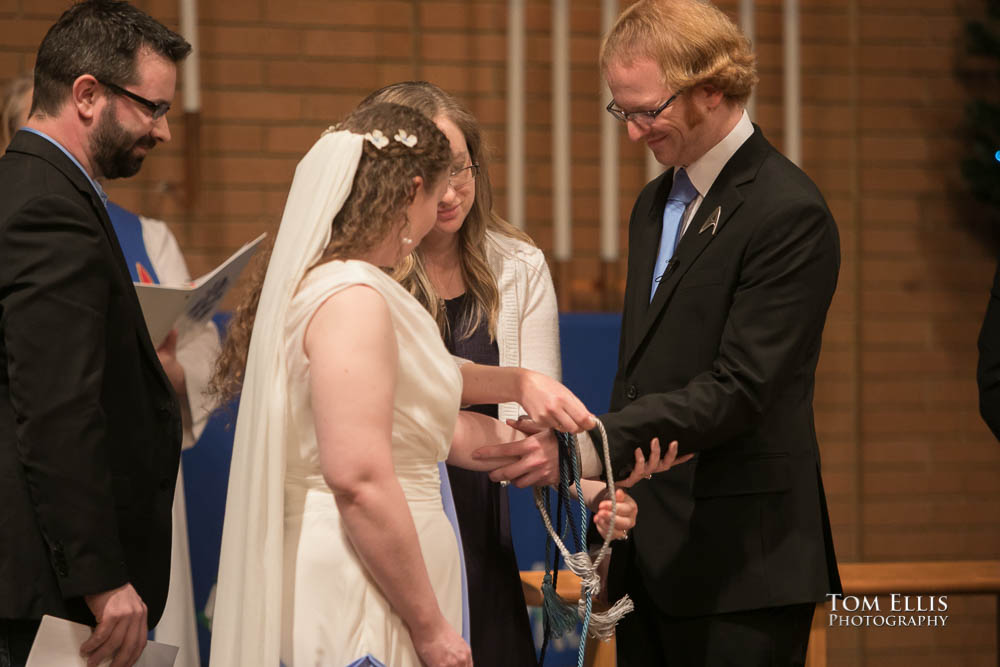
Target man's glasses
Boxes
[449,163,479,188]
[98,79,171,120]
[606,90,683,128]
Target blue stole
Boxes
[106,201,160,284]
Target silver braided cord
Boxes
[532,418,633,642]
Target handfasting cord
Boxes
[537,437,577,665]
[533,419,634,666]
[537,477,562,665]
[566,434,592,667]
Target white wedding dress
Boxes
[279,259,464,666]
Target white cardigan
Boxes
[484,230,562,423]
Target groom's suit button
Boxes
[626,384,638,400]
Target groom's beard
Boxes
[90,104,156,180]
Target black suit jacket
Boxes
[598,127,842,616]
[977,259,1000,440]
[0,131,182,627]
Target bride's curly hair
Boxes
[360,81,533,343]
[209,102,452,406]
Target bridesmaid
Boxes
[361,82,643,665]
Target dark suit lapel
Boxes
[624,127,770,370]
[620,170,674,361]
[87,191,171,389]
[10,132,172,392]
[14,133,136,289]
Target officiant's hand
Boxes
[516,369,595,433]
[81,582,148,667]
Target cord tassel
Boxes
[540,572,580,639]
[579,594,634,641]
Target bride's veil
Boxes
[210,129,364,666]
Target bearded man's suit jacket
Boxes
[600,126,843,616]
[0,131,182,627]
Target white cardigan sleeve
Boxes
[516,246,561,382]
[140,216,222,449]
[490,234,561,423]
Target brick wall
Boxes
[3,0,999,664]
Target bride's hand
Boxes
[515,369,595,433]
[474,428,560,487]
[506,417,545,435]
[412,620,471,667]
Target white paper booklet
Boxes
[26,615,179,667]
[135,233,266,345]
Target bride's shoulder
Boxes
[300,259,384,290]
[289,259,384,315]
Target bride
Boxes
[207,102,598,666]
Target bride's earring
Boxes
[400,219,413,246]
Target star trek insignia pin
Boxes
[699,206,721,236]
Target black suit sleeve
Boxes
[599,197,840,479]
[977,260,1000,441]
[0,194,128,598]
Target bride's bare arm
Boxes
[306,285,469,666]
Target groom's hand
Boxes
[473,428,559,488]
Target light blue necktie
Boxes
[650,168,698,302]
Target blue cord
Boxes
[558,433,593,667]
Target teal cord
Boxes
[564,435,591,667]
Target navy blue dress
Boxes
[443,293,537,666]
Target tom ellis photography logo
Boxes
[827,594,949,627]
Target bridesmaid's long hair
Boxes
[359,81,532,342]
[209,102,452,405]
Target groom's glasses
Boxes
[448,163,479,189]
[606,90,683,129]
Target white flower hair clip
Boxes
[364,129,389,149]
[394,130,418,147]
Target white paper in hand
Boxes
[134,233,266,346]
[26,615,179,667]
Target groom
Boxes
[586,1,841,663]
[482,0,842,664]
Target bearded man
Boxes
[0,2,190,666]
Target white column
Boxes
[179,0,200,112]
[552,0,571,260]
[506,0,526,229]
[739,0,755,118]
[783,0,801,165]
[600,0,619,262]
